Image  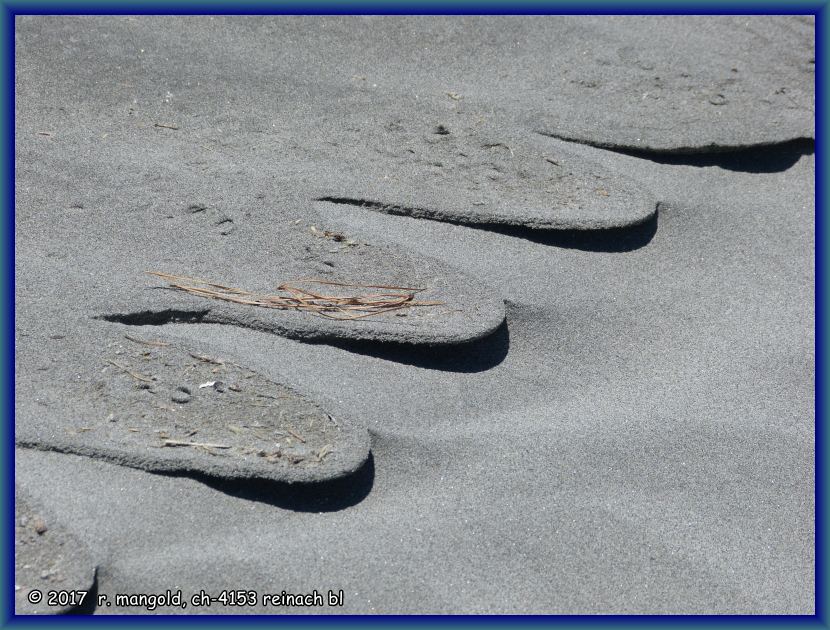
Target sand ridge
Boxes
[14,15,814,614]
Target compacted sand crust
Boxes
[15,16,814,614]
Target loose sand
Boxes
[15,15,813,614]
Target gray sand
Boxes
[15,488,97,614]
[17,15,812,152]
[15,124,505,345]
[15,15,813,614]
[16,328,371,482]
[525,15,814,152]
[313,115,658,230]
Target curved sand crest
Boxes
[15,488,97,615]
[15,327,370,484]
[523,16,814,153]
[15,15,811,164]
[312,118,656,231]
[272,14,811,152]
[97,233,506,347]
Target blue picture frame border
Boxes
[1,1,823,626]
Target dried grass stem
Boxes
[147,271,443,320]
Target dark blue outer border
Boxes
[3,1,14,627]
[1,2,824,626]
[0,0,825,15]
[816,2,826,626]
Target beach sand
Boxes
[14,16,814,614]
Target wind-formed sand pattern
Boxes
[15,332,371,483]
[14,14,814,615]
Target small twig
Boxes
[286,427,306,443]
[161,439,231,449]
[300,278,426,292]
[189,352,224,365]
[316,444,334,462]
[125,334,169,347]
[104,359,155,383]
[152,403,178,413]
[154,123,179,130]
[146,271,444,321]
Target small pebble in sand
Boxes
[172,386,192,404]
[32,518,48,535]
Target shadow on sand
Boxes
[325,318,510,373]
[319,197,659,253]
[475,211,658,252]
[160,454,375,513]
[610,138,814,174]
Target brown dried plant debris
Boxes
[81,343,343,470]
[146,271,444,320]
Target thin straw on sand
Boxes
[147,271,444,320]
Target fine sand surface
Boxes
[15,16,813,614]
